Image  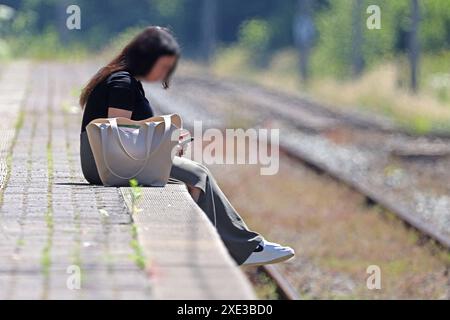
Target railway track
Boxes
[151,71,450,250]
[258,265,301,300]
[80,62,450,299]
[175,73,450,139]
[277,132,450,249]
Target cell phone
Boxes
[179,137,194,147]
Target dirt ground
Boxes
[206,148,450,299]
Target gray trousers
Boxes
[80,131,263,265]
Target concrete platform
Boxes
[121,184,256,299]
[0,61,256,300]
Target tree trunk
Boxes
[56,0,71,45]
[294,0,315,83]
[201,0,217,65]
[409,0,420,93]
[351,0,364,78]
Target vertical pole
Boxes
[56,0,71,45]
[351,0,364,78]
[201,0,217,65]
[409,0,420,93]
[294,0,314,83]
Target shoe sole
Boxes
[241,253,295,267]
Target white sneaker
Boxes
[242,239,295,266]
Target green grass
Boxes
[41,91,55,299]
[129,178,143,214]
[0,110,25,207]
[128,178,146,269]
[129,224,146,270]
[61,92,85,293]
[253,271,280,300]
[4,27,89,61]
[41,137,54,279]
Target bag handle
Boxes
[100,121,154,180]
[110,118,148,161]
[109,116,172,161]
[100,115,173,181]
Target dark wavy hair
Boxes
[79,26,180,109]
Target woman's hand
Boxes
[177,129,191,157]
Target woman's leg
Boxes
[80,132,265,265]
[80,131,103,185]
[170,156,263,265]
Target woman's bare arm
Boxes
[108,107,132,119]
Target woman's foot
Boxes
[242,239,295,266]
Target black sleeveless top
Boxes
[80,70,154,133]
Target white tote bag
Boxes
[86,114,182,187]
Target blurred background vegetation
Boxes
[0,0,449,133]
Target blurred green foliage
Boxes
[313,0,450,78]
[0,0,448,82]
[0,0,448,134]
[237,18,272,66]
